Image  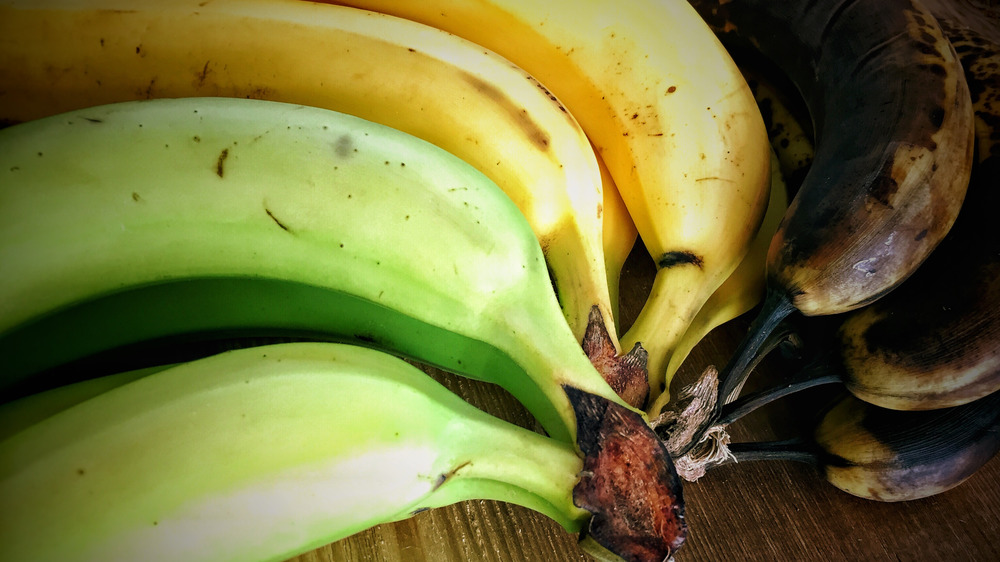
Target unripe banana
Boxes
[0,342,592,561]
[726,390,1000,502]
[0,0,624,361]
[0,99,687,559]
[0,97,613,446]
[680,0,975,447]
[326,0,773,411]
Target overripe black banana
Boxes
[723,390,1000,502]
[675,0,975,453]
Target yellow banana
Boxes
[0,0,621,357]
[327,0,773,409]
[597,149,639,328]
[646,148,789,416]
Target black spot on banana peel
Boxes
[815,390,1000,502]
[564,385,687,562]
[674,0,976,455]
[582,305,650,409]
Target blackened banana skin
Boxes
[690,0,974,316]
[836,19,1000,411]
[682,0,976,422]
[815,390,1000,501]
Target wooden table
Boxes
[289,239,1000,562]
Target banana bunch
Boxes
[326,0,774,411]
[666,9,1000,508]
[0,96,691,560]
[658,0,978,460]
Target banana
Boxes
[725,390,1000,502]
[832,18,1000,412]
[325,0,773,410]
[0,98,687,559]
[0,97,613,445]
[0,0,624,362]
[0,342,590,561]
[645,148,789,417]
[716,14,1000,417]
[741,67,815,197]
[597,150,638,329]
[678,0,975,445]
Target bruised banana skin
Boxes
[329,0,773,410]
[814,390,1000,502]
[689,0,976,404]
[0,343,591,561]
[0,97,626,446]
[835,19,1000,411]
[0,0,621,355]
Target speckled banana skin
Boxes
[835,18,1000,411]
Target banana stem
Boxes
[668,291,797,457]
[718,287,797,402]
[720,438,820,466]
[719,360,842,426]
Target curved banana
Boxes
[646,148,789,416]
[685,0,975,426]
[834,18,1000,411]
[326,0,773,410]
[725,390,1000,502]
[0,97,613,445]
[0,342,591,561]
[0,99,688,558]
[742,67,815,197]
[598,150,638,328]
[0,0,620,355]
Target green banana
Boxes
[724,390,1000,502]
[0,97,610,445]
[0,0,628,367]
[0,98,686,559]
[0,364,170,442]
[671,0,975,455]
[0,342,586,561]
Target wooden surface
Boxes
[288,241,1000,562]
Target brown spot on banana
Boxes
[460,72,553,154]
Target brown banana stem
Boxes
[722,438,820,466]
